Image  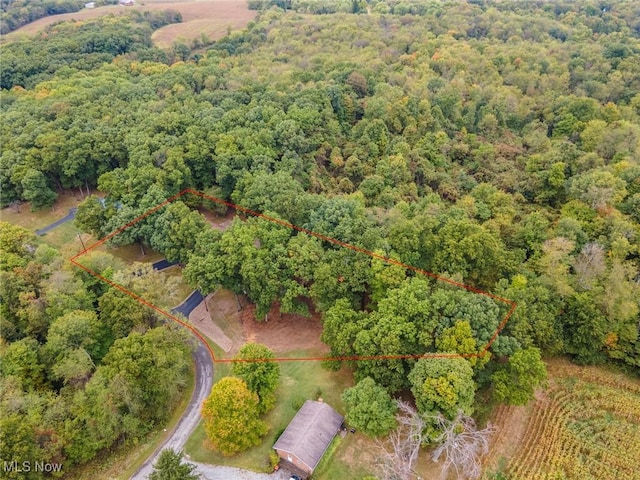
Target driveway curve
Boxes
[132,288,213,479]
[35,207,77,235]
[131,340,213,479]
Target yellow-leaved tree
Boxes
[201,377,268,456]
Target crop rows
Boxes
[504,366,640,480]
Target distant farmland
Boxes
[6,0,256,48]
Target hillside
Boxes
[1,1,638,479]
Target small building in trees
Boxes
[273,400,343,478]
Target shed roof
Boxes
[273,400,344,471]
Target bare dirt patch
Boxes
[188,293,234,352]
[6,0,255,46]
[192,288,329,358]
[199,208,235,231]
[481,402,534,475]
[241,300,330,358]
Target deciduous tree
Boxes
[231,343,280,413]
[491,347,547,405]
[408,357,475,419]
[342,377,397,437]
[201,377,268,456]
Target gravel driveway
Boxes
[191,462,291,480]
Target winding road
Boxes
[131,340,213,480]
[131,287,213,480]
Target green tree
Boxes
[491,347,547,405]
[150,449,199,480]
[569,169,628,209]
[150,201,207,263]
[45,309,109,369]
[0,337,45,391]
[320,298,364,365]
[201,377,268,456]
[0,222,36,271]
[185,217,298,318]
[20,169,57,211]
[408,357,475,419]
[0,414,42,480]
[75,195,108,238]
[436,321,488,370]
[231,343,280,413]
[98,287,150,339]
[342,377,397,437]
[562,292,607,364]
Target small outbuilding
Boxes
[84,2,95,8]
[273,400,344,478]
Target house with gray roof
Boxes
[273,400,344,478]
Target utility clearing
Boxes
[188,288,329,359]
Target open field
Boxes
[483,358,640,480]
[5,0,256,48]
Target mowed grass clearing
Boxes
[5,0,256,48]
[1,192,88,252]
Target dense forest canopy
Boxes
[0,10,182,90]
[1,0,638,365]
[0,222,194,477]
[1,0,639,476]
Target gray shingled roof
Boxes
[273,400,344,471]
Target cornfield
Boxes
[486,361,640,480]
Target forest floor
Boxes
[6,0,256,48]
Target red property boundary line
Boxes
[70,188,516,364]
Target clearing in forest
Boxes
[6,0,256,47]
[70,188,516,364]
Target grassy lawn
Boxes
[312,434,371,480]
[314,433,378,480]
[0,193,80,230]
[184,360,356,473]
[163,266,195,302]
[40,220,84,252]
[1,193,88,252]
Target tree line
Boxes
[0,223,194,478]
[1,0,639,473]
